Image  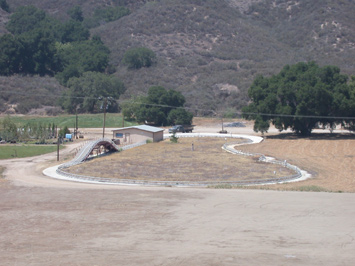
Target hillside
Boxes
[1,0,355,116]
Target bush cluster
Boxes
[122,47,156,69]
[122,86,193,126]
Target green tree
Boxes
[58,126,70,137]
[167,108,193,125]
[1,116,18,142]
[54,63,81,85]
[122,86,193,126]
[60,72,125,113]
[18,28,58,75]
[135,106,167,126]
[122,47,156,69]
[0,0,9,12]
[67,6,84,22]
[60,20,90,43]
[121,96,144,121]
[242,62,350,136]
[6,6,47,35]
[3,6,63,75]
[55,38,110,85]
[0,34,23,75]
[333,76,355,131]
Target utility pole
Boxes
[57,136,60,161]
[102,97,107,139]
[75,110,78,139]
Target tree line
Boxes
[0,5,114,81]
[0,4,155,80]
[242,62,355,136]
[0,116,69,143]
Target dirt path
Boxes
[0,141,92,189]
[1,121,355,265]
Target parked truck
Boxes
[168,125,194,133]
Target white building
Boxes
[112,125,164,144]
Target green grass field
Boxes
[0,145,63,159]
[0,114,137,157]
[0,113,137,129]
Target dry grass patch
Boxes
[66,138,295,182]
[238,133,355,192]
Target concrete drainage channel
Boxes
[43,133,311,187]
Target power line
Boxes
[1,88,355,120]
[0,89,87,100]
[240,111,355,120]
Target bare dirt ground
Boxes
[1,118,355,265]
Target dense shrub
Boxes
[16,100,41,114]
[83,6,130,28]
[122,47,156,69]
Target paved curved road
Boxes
[1,132,355,265]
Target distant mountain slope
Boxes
[1,0,354,115]
[0,9,9,34]
[244,0,355,73]
[92,0,297,114]
[5,0,148,19]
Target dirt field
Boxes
[1,119,355,265]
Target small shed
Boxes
[112,125,164,144]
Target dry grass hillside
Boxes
[1,0,355,115]
[0,75,65,114]
[239,132,355,192]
